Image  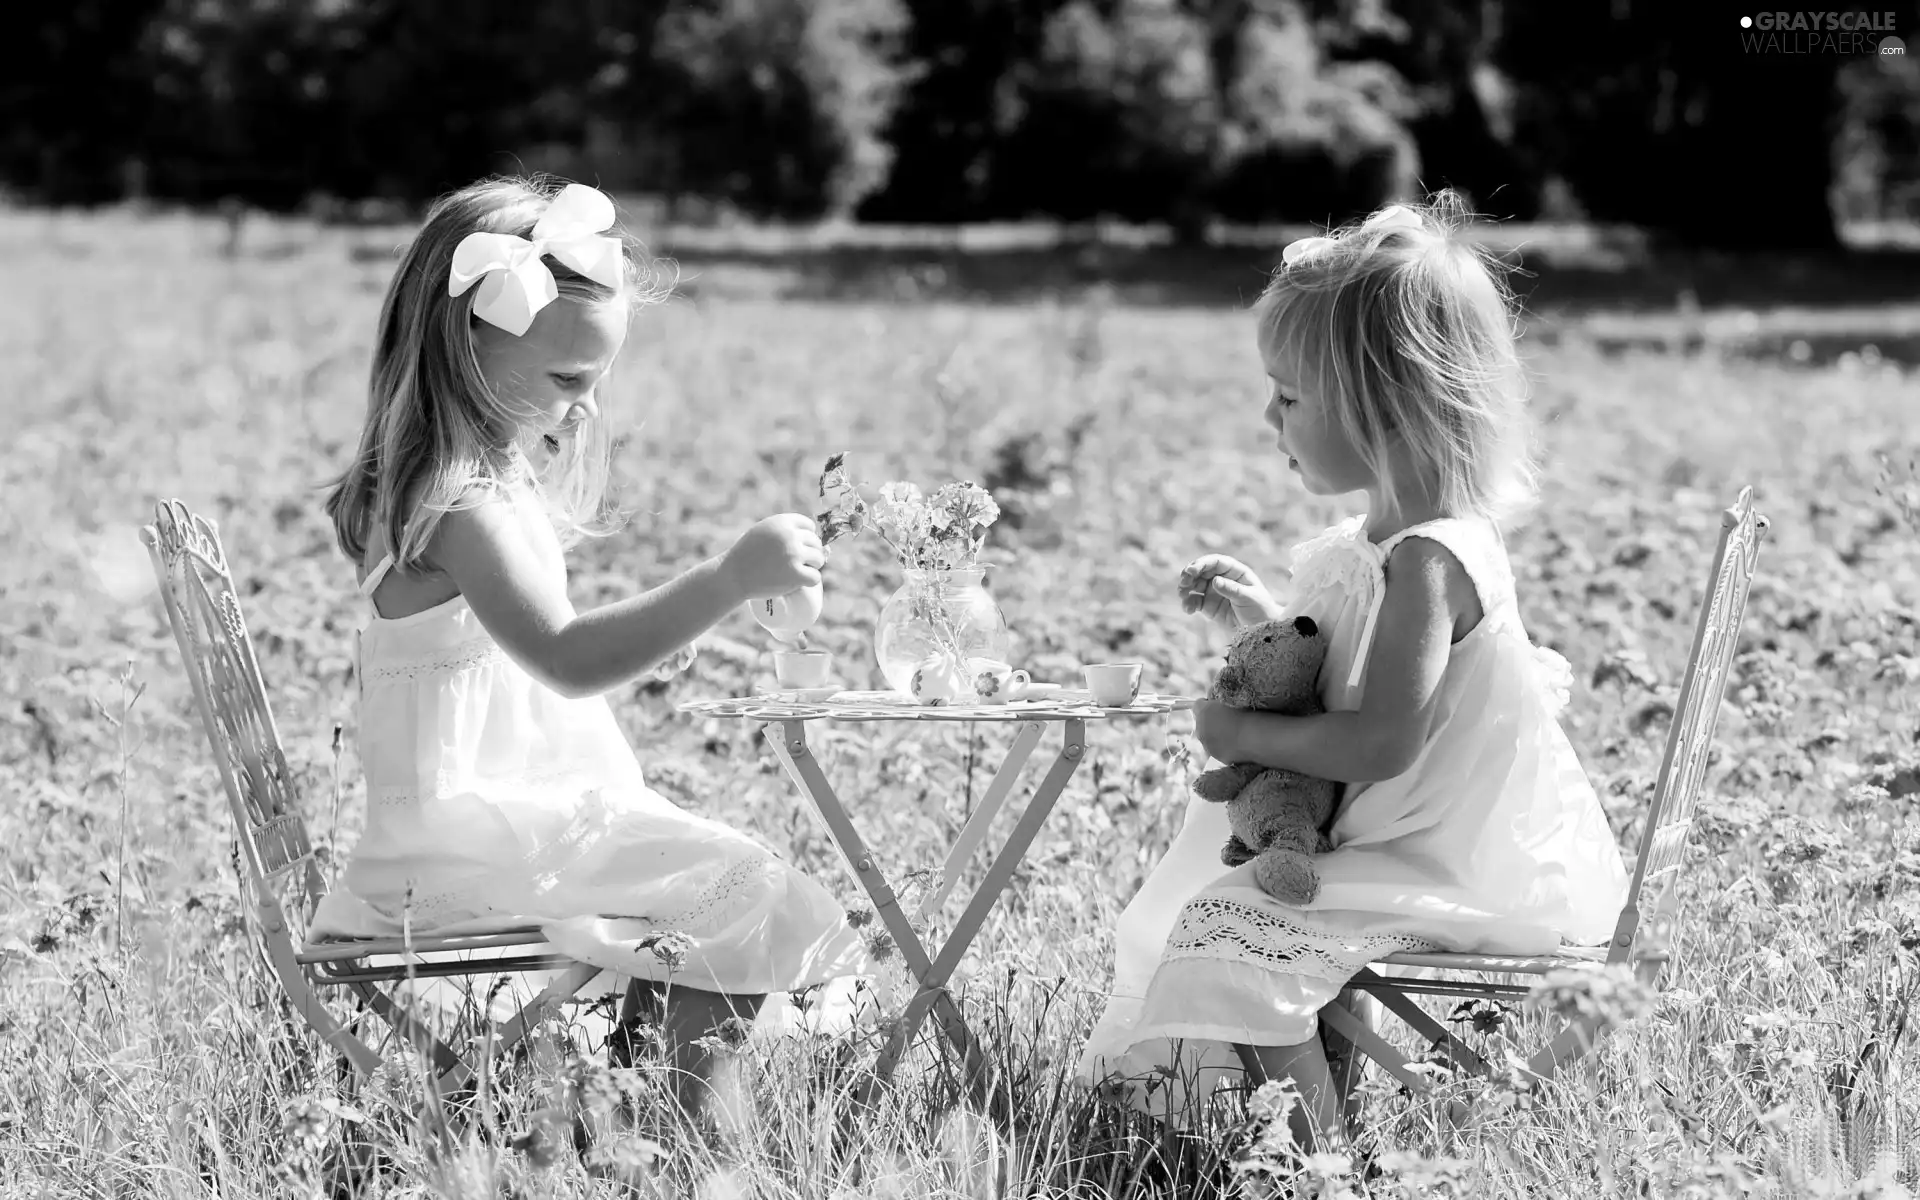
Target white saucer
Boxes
[1003,682,1065,702]
[757,685,843,702]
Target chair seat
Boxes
[297,925,554,965]
[1372,942,1611,975]
[297,925,582,985]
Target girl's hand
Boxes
[1177,555,1281,630]
[722,514,826,601]
[1190,698,1246,764]
[650,641,699,681]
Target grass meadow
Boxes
[3,204,1920,1198]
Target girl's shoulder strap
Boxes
[358,554,396,600]
[1376,517,1513,612]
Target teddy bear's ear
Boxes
[1293,616,1319,638]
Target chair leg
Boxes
[1237,1016,1435,1102]
[1319,1002,1434,1095]
[258,926,386,1078]
[441,962,604,1093]
[353,982,470,1085]
[1320,990,1368,1124]
[1351,974,1490,1076]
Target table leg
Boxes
[918,720,1045,920]
[912,719,1085,1032]
[874,719,1085,1096]
[760,719,1087,1104]
[762,723,960,1065]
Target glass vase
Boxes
[873,567,1011,697]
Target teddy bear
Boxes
[1191,615,1341,906]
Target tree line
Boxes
[6,0,1917,248]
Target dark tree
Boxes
[0,0,171,203]
[1497,2,1847,249]
[857,0,1075,221]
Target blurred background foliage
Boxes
[3,0,1917,247]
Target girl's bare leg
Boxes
[1246,1034,1352,1152]
[613,979,766,1126]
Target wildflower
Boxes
[1449,996,1512,1034]
[813,455,1001,573]
[931,480,1000,534]
[1246,1077,1303,1131]
[561,1053,626,1117]
[638,931,692,972]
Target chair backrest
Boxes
[1608,487,1769,965]
[140,500,328,933]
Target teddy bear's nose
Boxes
[1293,616,1318,637]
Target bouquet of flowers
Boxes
[815,453,1001,571]
[814,453,1010,701]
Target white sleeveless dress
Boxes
[306,548,870,997]
[1075,515,1629,1122]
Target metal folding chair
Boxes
[141,499,602,1094]
[1236,486,1769,1095]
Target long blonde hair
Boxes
[1254,190,1537,524]
[325,175,671,573]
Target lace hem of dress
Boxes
[654,855,780,938]
[1162,895,1436,985]
[361,640,508,683]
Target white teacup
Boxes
[773,648,833,690]
[969,658,1032,704]
[1083,662,1144,707]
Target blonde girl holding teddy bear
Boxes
[1077,193,1631,1152]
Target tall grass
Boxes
[2,206,1918,1197]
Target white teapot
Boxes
[908,651,973,706]
[746,582,824,639]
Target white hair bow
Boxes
[1280,203,1425,269]
[448,184,625,336]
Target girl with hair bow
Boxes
[317,176,868,1133]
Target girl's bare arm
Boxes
[429,496,746,699]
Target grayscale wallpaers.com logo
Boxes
[1738,11,1905,55]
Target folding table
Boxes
[679,688,1196,1094]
